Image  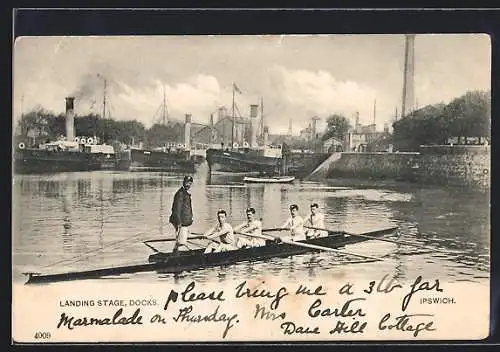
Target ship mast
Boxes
[231,85,235,148]
[102,78,107,119]
[101,77,108,143]
[162,85,168,125]
[260,96,264,142]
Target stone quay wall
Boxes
[323,146,490,189]
[417,145,490,189]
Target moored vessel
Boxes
[13,97,119,174]
[115,114,198,173]
[243,175,295,183]
[205,92,286,174]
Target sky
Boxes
[12,34,491,135]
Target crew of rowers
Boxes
[203,203,328,254]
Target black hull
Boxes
[206,149,331,178]
[116,149,196,173]
[13,149,112,174]
[206,148,281,174]
[25,227,398,284]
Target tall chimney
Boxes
[250,104,258,147]
[217,107,225,122]
[263,126,269,146]
[402,34,416,118]
[184,114,191,149]
[311,116,320,139]
[65,97,75,141]
[384,122,389,133]
[355,111,360,131]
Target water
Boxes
[12,165,490,286]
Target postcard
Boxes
[12,33,491,343]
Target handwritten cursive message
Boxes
[51,274,453,340]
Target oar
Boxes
[262,227,290,232]
[144,235,206,244]
[191,232,226,247]
[304,226,448,253]
[235,231,383,261]
[143,234,212,253]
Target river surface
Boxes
[12,165,490,286]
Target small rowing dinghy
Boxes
[243,175,295,183]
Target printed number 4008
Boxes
[34,332,51,339]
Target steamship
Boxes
[117,147,195,173]
[115,113,197,173]
[206,127,284,175]
[205,97,330,178]
[13,97,119,174]
[205,100,285,175]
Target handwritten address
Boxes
[54,275,446,339]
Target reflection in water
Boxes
[12,171,490,284]
[159,173,165,237]
[324,197,348,232]
[61,174,74,251]
[98,178,104,249]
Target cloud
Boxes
[13,35,490,134]
[100,74,231,126]
[272,65,379,123]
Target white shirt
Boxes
[235,219,262,236]
[305,212,325,228]
[205,222,235,245]
[281,215,305,238]
[305,212,328,237]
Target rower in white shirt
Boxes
[304,203,328,239]
[235,207,265,248]
[203,210,236,254]
[280,204,306,241]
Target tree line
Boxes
[15,90,490,152]
[14,108,188,148]
[316,90,490,152]
[392,90,490,151]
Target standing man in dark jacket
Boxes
[170,175,194,253]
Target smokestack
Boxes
[263,126,269,146]
[402,34,416,118]
[217,107,225,122]
[65,97,75,141]
[250,104,258,147]
[355,111,360,131]
[311,116,320,139]
[184,113,191,149]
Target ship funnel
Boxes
[65,97,75,141]
[217,107,226,122]
[184,113,192,150]
[250,104,258,147]
[311,116,320,139]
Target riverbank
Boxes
[313,145,490,191]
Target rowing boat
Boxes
[24,226,398,284]
[243,175,295,183]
